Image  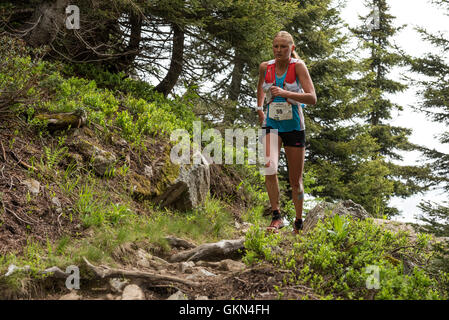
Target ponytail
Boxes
[291,50,300,59]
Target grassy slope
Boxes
[1,37,448,300]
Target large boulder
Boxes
[155,161,210,211]
[303,200,371,233]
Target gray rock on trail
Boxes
[303,200,371,233]
[121,284,145,300]
[179,261,195,274]
[109,278,129,293]
[166,290,188,300]
[198,268,217,277]
[155,160,210,211]
[195,259,246,272]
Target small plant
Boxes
[327,214,350,243]
[242,223,282,266]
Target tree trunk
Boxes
[115,11,142,73]
[154,23,185,96]
[223,52,244,124]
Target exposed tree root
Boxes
[83,257,199,288]
[169,238,245,263]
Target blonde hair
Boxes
[274,31,300,59]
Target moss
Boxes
[153,145,182,197]
[129,172,152,201]
[154,161,180,197]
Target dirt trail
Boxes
[2,235,315,300]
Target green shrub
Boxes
[0,36,49,117]
[243,214,449,300]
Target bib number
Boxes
[269,102,292,121]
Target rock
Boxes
[59,291,81,300]
[71,139,116,176]
[166,290,188,300]
[185,274,198,281]
[121,284,145,300]
[195,259,245,272]
[179,261,195,274]
[136,249,151,268]
[218,259,245,272]
[21,179,40,195]
[155,161,210,211]
[198,268,216,277]
[303,200,371,233]
[109,278,129,293]
[195,295,209,300]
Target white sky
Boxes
[340,0,449,223]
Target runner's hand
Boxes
[270,86,286,98]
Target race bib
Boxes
[269,102,292,121]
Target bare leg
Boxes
[263,132,282,211]
[284,146,305,220]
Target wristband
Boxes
[256,106,263,111]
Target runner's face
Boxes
[272,37,292,62]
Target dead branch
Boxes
[3,206,34,225]
[10,151,35,171]
[34,109,87,131]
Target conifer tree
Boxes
[348,0,432,216]
[409,0,449,236]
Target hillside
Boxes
[0,36,448,300]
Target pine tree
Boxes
[348,0,432,216]
[409,0,449,236]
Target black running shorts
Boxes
[262,126,306,148]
